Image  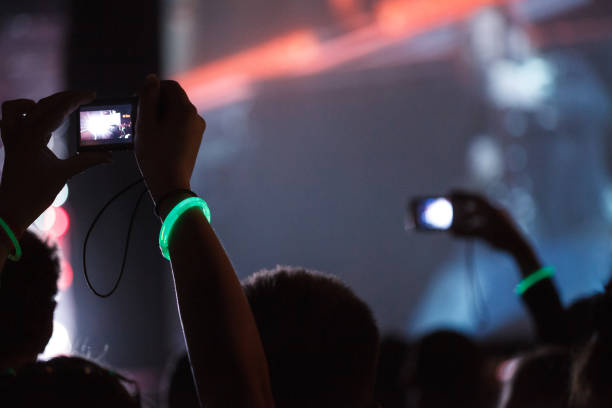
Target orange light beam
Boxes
[175,0,518,111]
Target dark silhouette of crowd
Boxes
[0,75,611,408]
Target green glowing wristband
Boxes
[0,217,21,261]
[515,266,554,296]
[159,197,211,260]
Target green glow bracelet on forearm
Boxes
[159,197,211,260]
[0,217,21,261]
[515,266,554,296]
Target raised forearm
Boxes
[509,238,542,277]
[165,203,274,408]
[509,236,566,344]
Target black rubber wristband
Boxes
[154,189,197,217]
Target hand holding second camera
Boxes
[411,191,541,273]
[449,192,529,253]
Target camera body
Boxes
[77,97,138,152]
[410,196,454,231]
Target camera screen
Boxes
[79,103,134,147]
[417,197,454,230]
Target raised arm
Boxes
[135,76,274,408]
[450,191,566,344]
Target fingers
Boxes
[29,91,96,138]
[447,190,489,235]
[159,80,197,114]
[198,113,207,133]
[2,99,36,120]
[61,151,113,179]
[158,80,205,136]
[450,190,489,206]
[161,81,205,135]
[450,190,497,217]
[137,74,161,127]
[1,99,36,144]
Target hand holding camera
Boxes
[75,75,206,214]
[0,91,112,237]
[134,75,206,206]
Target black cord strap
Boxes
[154,189,197,217]
[82,178,147,298]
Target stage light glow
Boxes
[49,207,70,238]
[58,260,74,291]
[468,136,503,182]
[40,321,72,360]
[52,184,69,207]
[601,185,612,223]
[34,207,56,231]
[506,144,528,172]
[422,198,454,230]
[174,30,321,111]
[329,0,360,15]
[487,57,555,109]
[175,0,521,111]
[375,0,506,36]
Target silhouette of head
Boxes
[415,330,483,408]
[571,333,612,407]
[166,353,199,408]
[0,231,60,370]
[499,347,571,408]
[0,356,139,407]
[374,335,411,408]
[242,266,380,408]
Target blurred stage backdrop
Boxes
[1,0,612,400]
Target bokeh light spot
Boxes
[58,260,74,291]
[34,207,56,232]
[49,207,70,238]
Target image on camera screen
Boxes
[79,104,133,146]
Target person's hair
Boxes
[571,333,612,408]
[374,334,411,408]
[242,266,380,408]
[0,356,140,407]
[0,231,60,365]
[415,330,483,408]
[499,347,571,408]
[565,294,604,347]
[166,353,199,408]
[570,289,612,408]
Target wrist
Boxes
[158,196,211,260]
[144,175,191,204]
[0,207,26,261]
[0,205,28,240]
[0,187,36,237]
[509,241,542,275]
[156,192,195,221]
[515,266,554,296]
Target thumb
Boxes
[137,74,160,129]
[62,151,113,178]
